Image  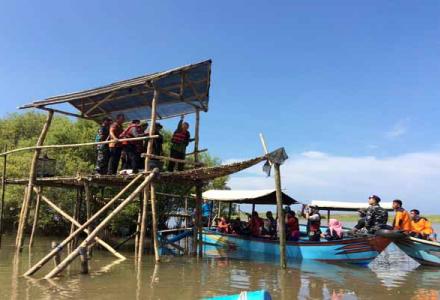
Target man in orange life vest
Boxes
[119,119,145,172]
[410,209,434,240]
[392,199,412,233]
[167,115,194,171]
[107,113,125,175]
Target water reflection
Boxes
[1,235,440,299]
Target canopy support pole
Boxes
[16,109,53,251]
[138,88,159,263]
[28,186,42,249]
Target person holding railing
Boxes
[167,115,194,172]
[107,113,125,175]
[95,117,112,175]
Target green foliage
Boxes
[0,111,228,235]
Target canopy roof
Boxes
[201,189,297,205]
[19,60,211,121]
[310,200,393,212]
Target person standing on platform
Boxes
[145,122,163,170]
[167,115,193,172]
[95,117,112,175]
[107,113,125,175]
[120,119,144,172]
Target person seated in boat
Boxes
[286,211,300,241]
[303,205,321,241]
[262,211,277,236]
[410,209,434,240]
[392,199,412,233]
[365,195,389,233]
[322,219,344,240]
[352,209,367,234]
[230,217,243,234]
[248,211,264,237]
[217,217,231,233]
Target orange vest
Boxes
[412,218,434,235]
[393,209,412,232]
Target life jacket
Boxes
[393,208,412,232]
[120,124,143,145]
[171,130,190,145]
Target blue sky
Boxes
[1,1,440,212]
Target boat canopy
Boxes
[201,189,297,205]
[310,200,393,212]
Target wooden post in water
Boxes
[274,163,287,269]
[259,133,286,269]
[16,110,53,251]
[150,183,160,262]
[138,88,159,262]
[79,247,89,274]
[0,146,7,248]
[134,193,142,258]
[51,241,61,266]
[195,183,203,257]
[29,186,42,249]
[84,182,92,256]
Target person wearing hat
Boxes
[365,195,388,233]
[95,117,112,174]
[145,122,164,170]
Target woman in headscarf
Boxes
[323,219,344,240]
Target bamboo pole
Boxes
[33,187,125,259]
[24,173,144,277]
[16,109,53,251]
[28,187,42,249]
[137,188,149,260]
[44,169,158,279]
[195,184,203,257]
[68,188,80,253]
[143,154,202,167]
[0,146,7,248]
[150,183,160,262]
[138,88,158,262]
[84,182,92,257]
[0,135,158,157]
[51,241,61,266]
[274,163,286,269]
[134,194,142,258]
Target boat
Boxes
[393,236,440,267]
[203,290,272,300]
[201,191,392,265]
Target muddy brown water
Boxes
[0,226,439,300]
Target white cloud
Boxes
[385,119,409,138]
[226,151,440,213]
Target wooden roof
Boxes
[19,60,212,121]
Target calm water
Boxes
[0,228,439,300]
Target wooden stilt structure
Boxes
[0,146,7,248]
[24,173,144,277]
[16,109,53,251]
[44,169,158,279]
[33,187,124,259]
[150,183,160,262]
[28,187,42,249]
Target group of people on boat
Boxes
[210,194,435,242]
[94,114,193,175]
[353,195,435,240]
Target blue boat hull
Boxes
[202,229,390,264]
[395,237,440,266]
[203,290,272,300]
